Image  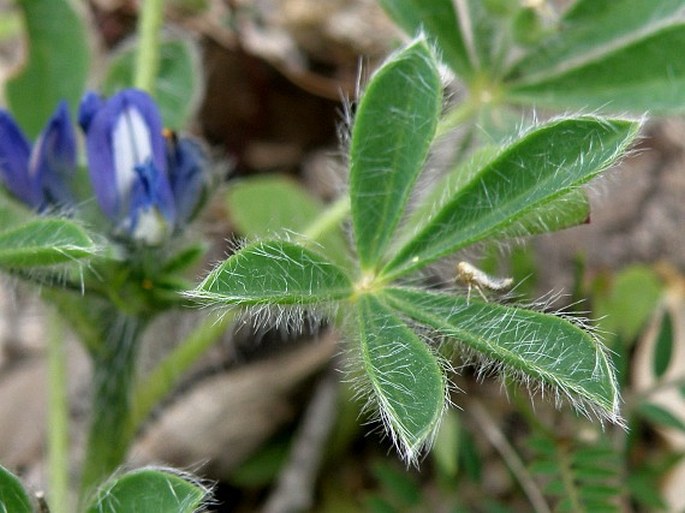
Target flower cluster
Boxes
[0,89,208,245]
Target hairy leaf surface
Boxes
[84,469,207,513]
[350,38,441,271]
[383,117,639,278]
[0,218,97,268]
[402,146,590,247]
[384,287,621,422]
[355,294,446,461]
[191,240,352,305]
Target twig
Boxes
[261,366,339,513]
[468,399,552,513]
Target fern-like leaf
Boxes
[529,432,622,513]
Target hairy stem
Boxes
[134,0,165,92]
[47,309,69,513]
[80,313,145,500]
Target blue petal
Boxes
[30,101,77,210]
[78,91,105,132]
[0,110,36,207]
[85,89,174,222]
[165,131,209,227]
[126,159,174,244]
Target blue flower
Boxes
[164,129,210,229]
[81,89,176,245]
[0,101,76,210]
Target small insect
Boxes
[456,261,513,302]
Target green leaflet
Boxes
[402,146,590,248]
[653,310,675,379]
[378,0,473,78]
[190,240,352,305]
[226,175,350,267]
[383,287,621,422]
[401,145,500,239]
[501,188,590,238]
[638,402,685,433]
[431,409,461,479]
[382,117,639,278]
[506,1,685,112]
[103,38,202,130]
[593,265,664,342]
[0,218,97,268]
[349,38,441,271]
[514,0,685,76]
[6,0,90,138]
[0,190,33,229]
[84,469,207,513]
[355,294,446,460]
[0,465,33,513]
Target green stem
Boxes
[435,99,480,139]
[134,0,165,92]
[47,310,69,513]
[302,195,350,242]
[80,313,145,501]
[127,309,235,440]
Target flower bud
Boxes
[164,129,210,229]
[0,101,76,211]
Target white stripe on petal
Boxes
[113,106,153,198]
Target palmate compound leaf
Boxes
[383,287,622,424]
[382,117,640,279]
[189,240,353,306]
[84,468,208,513]
[0,465,33,513]
[0,217,98,268]
[354,294,447,462]
[505,0,685,113]
[349,37,441,272]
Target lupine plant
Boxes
[0,1,213,512]
[0,85,213,511]
[189,37,635,463]
[2,0,685,512]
